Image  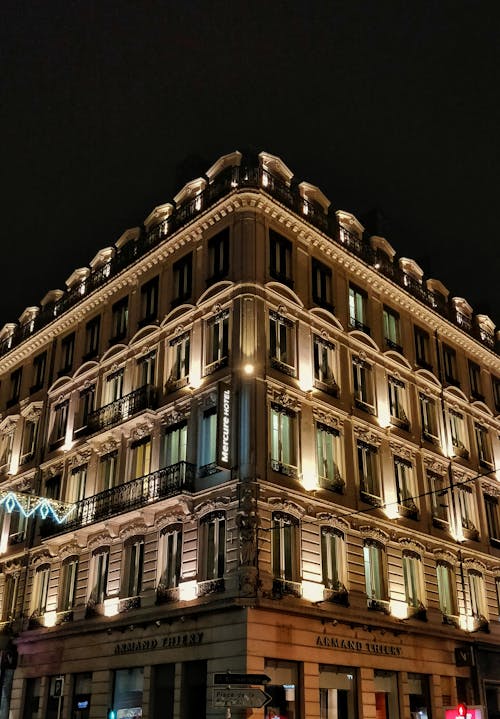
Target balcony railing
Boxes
[41,461,195,536]
[0,155,496,359]
[85,384,156,434]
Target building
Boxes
[0,150,500,719]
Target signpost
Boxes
[213,687,271,708]
[214,673,271,686]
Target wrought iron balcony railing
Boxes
[85,384,156,434]
[41,461,195,536]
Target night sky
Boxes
[1,1,499,330]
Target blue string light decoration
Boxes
[0,490,75,524]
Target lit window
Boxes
[113,669,144,719]
[208,228,229,282]
[105,369,124,403]
[99,451,117,491]
[414,327,431,370]
[316,423,343,491]
[51,401,69,444]
[168,331,190,389]
[468,569,487,621]
[348,285,369,334]
[383,306,401,351]
[443,345,459,386]
[200,407,217,475]
[111,297,129,341]
[320,526,347,592]
[68,465,87,503]
[137,351,156,387]
[313,336,338,394]
[493,377,500,412]
[312,259,333,311]
[357,441,380,501]
[419,394,439,443]
[59,557,78,611]
[200,511,226,580]
[90,548,109,604]
[2,573,19,620]
[363,539,388,602]
[270,230,293,287]
[205,310,229,374]
[270,403,297,477]
[272,512,299,582]
[402,550,425,610]
[139,276,159,325]
[394,457,417,517]
[269,311,295,374]
[163,421,187,466]
[456,484,478,536]
[319,665,357,719]
[388,376,409,428]
[77,385,95,430]
[130,436,151,480]
[32,564,50,615]
[436,561,458,617]
[0,431,14,469]
[158,524,182,590]
[428,472,449,524]
[475,424,493,467]
[122,537,144,598]
[83,315,100,360]
[469,361,483,400]
[484,494,500,543]
[352,357,375,412]
[448,409,469,458]
[172,253,192,307]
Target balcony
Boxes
[86,384,157,434]
[41,461,195,537]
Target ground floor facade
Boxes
[3,604,498,719]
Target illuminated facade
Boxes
[0,150,500,719]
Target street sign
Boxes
[212,687,271,708]
[214,672,271,685]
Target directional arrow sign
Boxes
[214,673,271,685]
[212,687,271,708]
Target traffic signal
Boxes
[457,703,467,718]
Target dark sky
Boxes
[1,1,499,329]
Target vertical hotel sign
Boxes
[218,382,231,469]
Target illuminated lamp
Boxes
[103,598,120,617]
[389,600,408,620]
[179,580,197,602]
[301,580,324,603]
[44,611,57,627]
[457,703,467,718]
[243,363,254,375]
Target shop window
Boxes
[168,331,190,389]
[313,336,338,394]
[22,678,41,719]
[205,309,229,374]
[402,550,425,611]
[31,351,47,392]
[485,494,500,544]
[46,675,65,719]
[436,561,458,618]
[272,512,299,586]
[408,673,432,719]
[265,659,300,719]
[172,252,192,307]
[208,227,229,282]
[428,472,449,524]
[388,376,409,429]
[447,409,469,459]
[89,548,109,605]
[443,345,459,386]
[270,403,298,477]
[113,668,144,719]
[373,670,399,719]
[68,465,87,503]
[199,407,217,475]
[321,527,347,593]
[83,315,100,360]
[475,424,493,467]
[139,276,159,325]
[158,524,182,590]
[72,672,92,719]
[130,436,152,480]
[270,230,293,287]
[363,539,388,604]
[2,572,19,620]
[163,421,187,467]
[122,537,144,598]
[316,423,343,491]
[100,451,118,491]
[357,441,380,502]
[319,665,357,719]
[151,664,175,719]
[468,568,487,622]
[394,457,417,518]
[111,296,129,341]
[137,351,156,387]
[469,361,483,400]
[419,394,439,443]
[312,258,334,311]
[59,556,78,611]
[414,327,432,370]
[348,284,369,334]
[352,357,375,413]
[269,311,296,376]
[383,306,401,351]
[60,333,75,375]
[32,564,50,615]
[180,661,207,719]
[200,511,226,581]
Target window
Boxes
[111,296,129,341]
[316,423,343,491]
[272,512,299,582]
[60,333,75,374]
[484,494,500,543]
[83,315,100,359]
[20,418,37,463]
[321,527,347,592]
[456,484,477,535]
[163,421,187,466]
[200,511,226,580]
[158,524,182,590]
[137,351,156,387]
[139,276,159,325]
[208,227,229,281]
[270,403,297,477]
[313,336,338,393]
[77,385,95,430]
[363,539,388,602]
[383,306,401,351]
[99,451,117,491]
[348,284,369,333]
[168,331,190,389]
[394,457,417,517]
[31,352,47,392]
[68,465,87,502]
[428,472,449,523]
[8,367,22,406]
[419,394,439,443]
[51,400,69,444]
[172,253,192,307]
[357,442,380,500]
[475,424,493,467]
[402,550,425,610]
[200,407,217,474]
[270,230,293,286]
[7,510,27,544]
[469,361,483,400]
[388,376,409,428]
[45,475,61,500]
[90,548,109,604]
[352,357,375,412]
[436,561,458,617]
[468,569,487,621]
[448,409,469,458]
[265,660,300,719]
[312,259,333,311]
[113,668,144,719]
[32,564,50,615]
[269,311,295,374]
[2,573,19,620]
[319,665,357,719]
[374,670,399,719]
[0,431,14,469]
[493,377,500,412]
[130,436,151,479]
[59,557,78,611]
[123,537,144,598]
[443,344,459,385]
[414,326,432,370]
[205,309,229,373]
[105,369,124,403]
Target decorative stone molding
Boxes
[161,405,189,427]
[312,407,341,430]
[0,414,20,434]
[389,441,416,462]
[130,421,154,442]
[154,501,192,528]
[316,513,350,532]
[87,532,113,552]
[267,387,301,413]
[20,402,43,422]
[422,456,448,475]
[194,496,231,517]
[59,542,81,560]
[359,526,389,544]
[199,391,218,410]
[267,496,306,517]
[118,522,148,541]
[433,548,457,565]
[462,557,487,573]
[399,537,425,555]
[2,558,24,573]
[68,447,92,467]
[30,549,54,567]
[352,425,383,447]
[45,462,64,478]
[482,481,500,498]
